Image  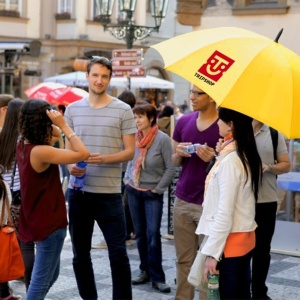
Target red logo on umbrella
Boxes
[198,50,235,82]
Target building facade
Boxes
[0,0,189,104]
[0,0,299,105]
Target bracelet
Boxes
[67,132,76,141]
[268,164,273,172]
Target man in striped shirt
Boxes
[65,57,136,300]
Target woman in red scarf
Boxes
[124,104,175,293]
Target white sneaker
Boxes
[91,239,107,249]
[126,239,134,246]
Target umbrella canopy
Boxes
[152,27,300,139]
[24,82,67,101]
[44,72,175,89]
[24,82,88,105]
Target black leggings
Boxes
[0,282,10,298]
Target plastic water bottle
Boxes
[183,143,202,154]
[69,161,87,190]
[207,274,220,300]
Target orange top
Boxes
[223,231,255,258]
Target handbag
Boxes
[187,235,208,292]
[0,190,25,282]
[10,161,21,232]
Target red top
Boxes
[16,142,68,242]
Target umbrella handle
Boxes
[274,28,284,43]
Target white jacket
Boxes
[196,151,257,261]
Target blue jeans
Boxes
[26,227,66,300]
[126,185,166,283]
[218,250,253,300]
[68,190,132,300]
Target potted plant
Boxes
[55,12,71,20]
[0,9,20,17]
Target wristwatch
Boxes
[268,164,273,172]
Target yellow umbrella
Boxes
[152,27,300,139]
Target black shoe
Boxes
[131,271,150,285]
[252,295,272,300]
[152,282,171,293]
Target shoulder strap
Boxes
[10,160,17,190]
[0,189,13,228]
[269,127,278,163]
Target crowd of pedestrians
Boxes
[0,56,291,300]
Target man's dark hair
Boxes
[0,94,13,108]
[159,105,174,118]
[57,104,66,114]
[118,90,136,108]
[87,57,112,77]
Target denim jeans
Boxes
[218,250,253,300]
[126,185,166,283]
[26,227,66,300]
[68,189,132,300]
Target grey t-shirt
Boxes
[255,124,288,203]
[64,97,136,194]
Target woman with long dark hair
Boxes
[0,99,24,300]
[196,107,262,299]
[16,99,89,300]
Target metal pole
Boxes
[127,76,131,90]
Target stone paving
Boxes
[10,198,300,300]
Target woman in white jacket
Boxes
[196,107,262,299]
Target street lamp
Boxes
[95,0,169,49]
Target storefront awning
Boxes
[0,42,30,53]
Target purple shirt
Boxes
[172,112,220,205]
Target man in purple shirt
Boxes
[172,85,220,300]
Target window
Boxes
[93,0,114,23]
[232,0,289,15]
[0,0,21,14]
[57,0,72,13]
[56,0,72,19]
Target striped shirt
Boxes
[64,97,136,194]
[3,161,21,192]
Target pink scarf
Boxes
[132,125,158,186]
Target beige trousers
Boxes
[173,197,204,300]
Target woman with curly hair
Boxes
[16,99,89,300]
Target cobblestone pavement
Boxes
[10,198,300,300]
